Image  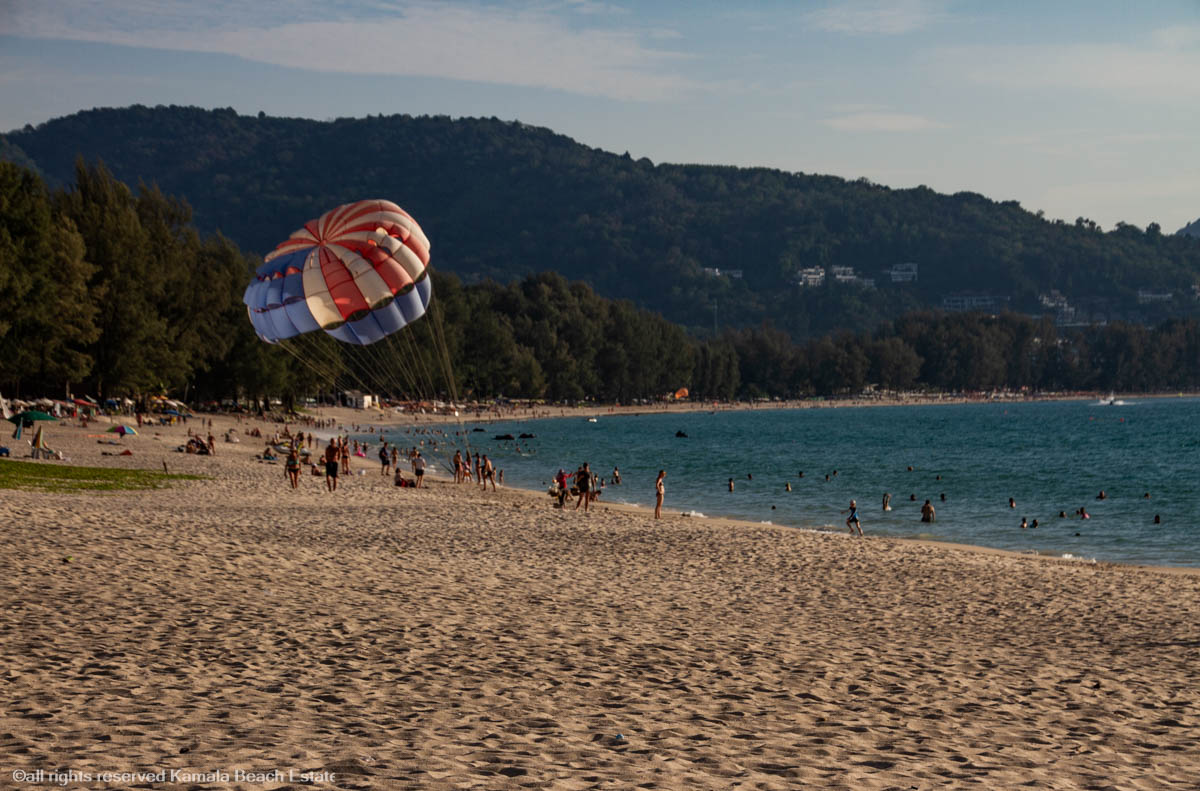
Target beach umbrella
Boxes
[108,424,138,437]
[8,410,56,425]
[163,409,184,417]
[8,410,55,439]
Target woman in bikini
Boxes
[655,470,666,519]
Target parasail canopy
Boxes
[244,199,432,345]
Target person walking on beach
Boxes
[843,499,863,536]
[481,454,496,492]
[379,445,390,476]
[554,468,570,508]
[324,442,339,492]
[413,451,426,488]
[574,462,592,512]
[655,469,666,519]
[286,449,301,489]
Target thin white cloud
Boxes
[939,25,1200,103]
[3,0,698,102]
[805,0,947,35]
[822,111,945,132]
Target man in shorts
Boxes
[413,451,426,488]
[324,442,339,492]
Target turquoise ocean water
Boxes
[370,398,1200,568]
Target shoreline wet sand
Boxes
[2,413,1198,789]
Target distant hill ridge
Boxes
[1179,218,1200,238]
[4,105,1199,336]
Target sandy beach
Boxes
[2,412,1198,790]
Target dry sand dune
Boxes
[1,414,1198,789]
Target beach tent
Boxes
[108,425,138,437]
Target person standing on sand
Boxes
[481,454,496,492]
[843,499,863,536]
[575,463,592,512]
[412,451,426,488]
[324,442,339,492]
[655,470,666,519]
[379,445,390,476]
[286,449,301,489]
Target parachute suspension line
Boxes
[276,337,339,387]
[289,333,377,405]
[275,338,348,399]
[399,322,439,400]
[360,338,418,404]
[287,334,350,392]
[428,297,461,406]
[387,330,432,402]
[381,332,428,403]
[425,295,471,455]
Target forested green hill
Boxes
[5,105,1200,337]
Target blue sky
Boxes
[2,0,1198,231]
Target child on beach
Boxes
[843,499,863,536]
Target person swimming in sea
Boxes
[1020,517,1028,529]
[1009,497,1016,508]
[882,492,892,511]
[921,500,936,523]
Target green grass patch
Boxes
[0,459,205,492]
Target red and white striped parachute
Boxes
[244,200,432,345]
